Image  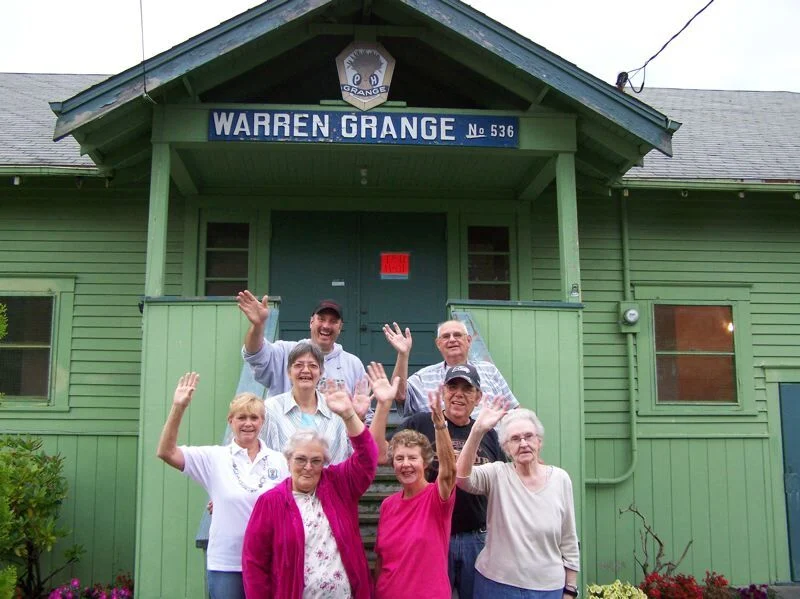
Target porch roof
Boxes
[47,0,679,190]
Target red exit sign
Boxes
[380,252,410,280]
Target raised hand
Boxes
[237,290,269,326]
[474,395,509,432]
[382,322,412,355]
[366,362,400,406]
[428,385,446,428]
[353,376,371,420]
[173,372,199,408]
[323,378,355,417]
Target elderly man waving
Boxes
[384,319,519,417]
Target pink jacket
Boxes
[242,428,377,599]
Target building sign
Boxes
[208,109,519,148]
[336,42,396,111]
[380,252,410,280]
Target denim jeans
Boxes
[207,570,245,599]
[448,529,487,599]
[474,571,564,599]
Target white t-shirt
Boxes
[181,440,289,571]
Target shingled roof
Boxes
[2,73,799,186]
[0,73,107,170]
[626,88,800,182]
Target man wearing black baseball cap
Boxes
[237,290,365,397]
[389,363,505,599]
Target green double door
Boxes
[270,211,447,371]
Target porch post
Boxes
[144,142,171,297]
[556,152,581,302]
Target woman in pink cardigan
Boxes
[242,378,393,598]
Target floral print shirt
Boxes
[293,491,352,598]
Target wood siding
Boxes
[531,190,798,584]
[136,300,252,599]
[0,189,183,585]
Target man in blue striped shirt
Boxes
[385,319,519,417]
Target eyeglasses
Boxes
[507,433,537,445]
[291,361,321,371]
[292,456,324,468]
[438,332,465,341]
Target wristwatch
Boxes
[564,584,579,597]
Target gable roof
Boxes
[626,88,800,184]
[50,0,678,158]
[0,73,106,171]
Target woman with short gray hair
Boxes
[456,402,580,598]
[261,342,368,463]
[242,386,379,598]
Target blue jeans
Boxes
[207,570,245,599]
[474,571,564,599]
[449,530,486,599]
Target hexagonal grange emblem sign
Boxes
[336,41,396,111]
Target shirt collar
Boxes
[281,390,332,419]
[229,438,265,457]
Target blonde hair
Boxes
[227,392,265,420]
[388,429,434,467]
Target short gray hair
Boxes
[286,342,325,374]
[283,430,331,465]
[436,320,469,337]
[498,408,545,446]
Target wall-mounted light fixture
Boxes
[12,176,21,186]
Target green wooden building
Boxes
[1,0,799,596]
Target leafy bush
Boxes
[0,458,16,599]
[734,584,773,599]
[702,571,730,599]
[0,437,83,598]
[588,580,648,599]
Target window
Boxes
[0,277,74,408]
[654,305,736,403]
[202,222,251,296]
[463,219,517,300]
[635,284,754,415]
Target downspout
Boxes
[586,194,638,485]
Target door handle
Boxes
[360,324,368,332]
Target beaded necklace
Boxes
[231,445,276,493]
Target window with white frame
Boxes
[0,277,74,407]
[635,284,754,414]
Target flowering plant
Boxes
[734,584,772,599]
[702,571,730,599]
[48,573,133,599]
[639,572,703,599]
[588,580,647,599]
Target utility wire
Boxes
[139,0,157,104]
[616,0,715,93]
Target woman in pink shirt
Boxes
[372,371,457,599]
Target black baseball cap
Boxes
[444,363,481,389]
[313,300,343,320]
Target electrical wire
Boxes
[617,0,715,93]
[139,0,157,104]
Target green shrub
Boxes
[0,458,16,599]
[0,437,83,598]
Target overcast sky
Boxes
[2,0,798,92]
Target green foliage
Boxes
[0,302,7,341]
[588,580,648,599]
[0,457,16,599]
[0,437,83,598]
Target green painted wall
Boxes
[531,189,799,584]
[136,299,256,599]
[0,187,183,587]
